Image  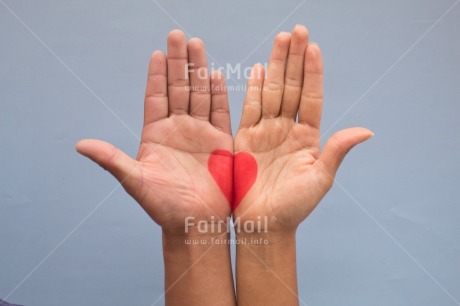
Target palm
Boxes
[135,116,232,225]
[235,118,325,227]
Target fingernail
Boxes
[278,31,291,37]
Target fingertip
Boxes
[75,140,83,153]
[75,139,91,155]
[188,37,205,49]
[151,50,166,61]
[148,51,167,75]
[75,139,106,157]
[276,31,291,39]
[292,24,309,40]
[328,127,375,156]
[306,42,321,57]
[294,24,307,30]
[352,127,375,139]
[168,29,185,38]
[275,31,291,46]
[168,29,186,45]
[305,43,323,72]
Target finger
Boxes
[261,32,291,118]
[316,127,374,183]
[75,139,139,186]
[210,70,231,134]
[187,38,211,120]
[167,29,190,115]
[144,51,168,126]
[281,25,309,118]
[298,43,323,128]
[239,64,265,128]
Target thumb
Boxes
[75,139,138,184]
[317,127,374,181]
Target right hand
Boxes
[76,30,233,233]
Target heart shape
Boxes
[233,151,257,210]
[208,150,233,205]
[208,150,257,211]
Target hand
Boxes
[76,30,233,233]
[234,25,373,232]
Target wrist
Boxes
[162,215,232,238]
[235,229,296,247]
[235,229,296,264]
[162,218,233,254]
[162,230,232,267]
[233,213,297,238]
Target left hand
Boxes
[233,25,373,232]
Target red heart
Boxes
[208,150,257,211]
[233,151,257,210]
[208,150,233,206]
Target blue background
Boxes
[1,0,459,305]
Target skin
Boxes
[76,30,236,306]
[234,25,373,305]
[76,25,373,306]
